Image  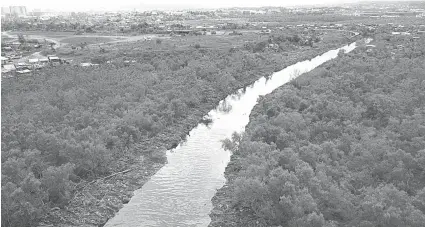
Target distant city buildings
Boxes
[1,6,27,16]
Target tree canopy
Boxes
[214,35,425,227]
[1,32,346,226]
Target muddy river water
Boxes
[105,39,370,227]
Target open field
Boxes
[8,30,76,39]
[60,36,117,45]
[5,31,160,46]
[5,27,352,68]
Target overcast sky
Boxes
[0,0,419,12]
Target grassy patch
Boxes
[9,31,76,39]
[60,36,116,45]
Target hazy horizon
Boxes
[1,0,423,13]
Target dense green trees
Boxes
[217,36,425,226]
[2,34,344,226]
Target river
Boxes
[105,39,370,227]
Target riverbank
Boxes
[207,47,350,227]
[30,35,350,227]
[209,35,425,227]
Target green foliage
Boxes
[18,33,26,44]
[2,36,334,226]
[1,174,47,227]
[91,55,107,64]
[223,37,425,226]
[41,164,75,207]
[2,29,348,226]
[253,41,267,52]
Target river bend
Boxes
[105,40,369,227]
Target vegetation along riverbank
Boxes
[1,29,351,226]
[209,33,425,227]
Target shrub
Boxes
[91,55,107,64]
[41,163,75,207]
[2,174,47,227]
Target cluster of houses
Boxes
[3,1,424,38]
[385,23,425,39]
[1,55,68,77]
[2,41,40,60]
[2,10,222,35]
[364,24,424,56]
[1,53,141,78]
[1,37,53,68]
